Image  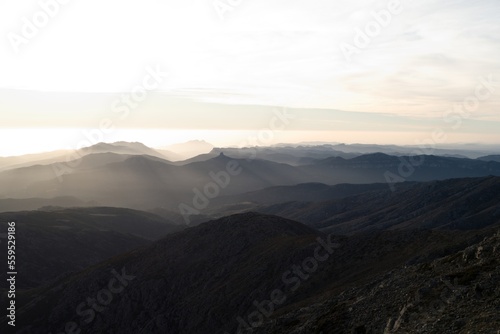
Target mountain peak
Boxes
[77,141,168,161]
[213,151,231,161]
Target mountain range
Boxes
[1,141,500,333]
[1,142,500,215]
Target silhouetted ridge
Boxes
[151,212,319,256]
[195,212,319,237]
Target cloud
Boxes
[0,0,499,145]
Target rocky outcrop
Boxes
[254,230,500,334]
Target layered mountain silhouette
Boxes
[1,142,500,214]
[477,154,500,163]
[161,140,214,160]
[0,196,92,213]
[258,176,500,234]
[79,142,168,160]
[1,142,500,333]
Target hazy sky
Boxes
[0,0,499,155]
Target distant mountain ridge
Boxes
[258,176,500,234]
[477,154,500,162]
[208,182,398,210]
[2,143,500,213]
[161,140,214,160]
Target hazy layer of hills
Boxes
[1,142,500,214]
[478,154,500,163]
[0,196,93,213]
[1,142,499,333]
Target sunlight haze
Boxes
[1,0,499,155]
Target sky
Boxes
[0,0,499,156]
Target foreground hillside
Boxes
[4,213,491,333]
[255,231,500,334]
[0,207,180,289]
